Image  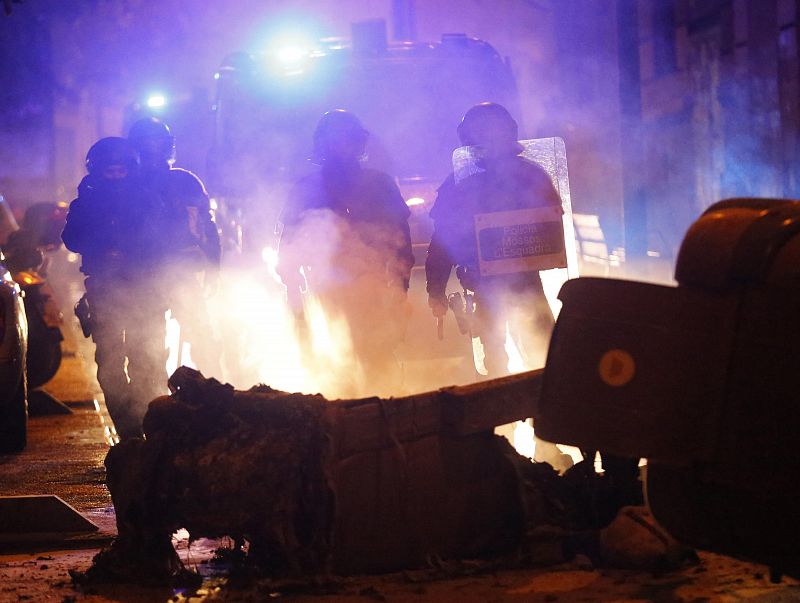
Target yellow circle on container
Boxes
[598,349,636,387]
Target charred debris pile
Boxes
[84,367,684,585]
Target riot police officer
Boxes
[127,117,222,377]
[425,102,562,376]
[62,137,167,440]
[426,103,575,471]
[277,109,414,396]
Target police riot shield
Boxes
[452,138,579,315]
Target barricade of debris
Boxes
[81,367,689,586]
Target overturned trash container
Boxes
[92,367,577,584]
[537,198,800,577]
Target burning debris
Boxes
[80,367,687,587]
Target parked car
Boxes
[0,251,27,453]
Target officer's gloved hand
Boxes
[428,294,448,318]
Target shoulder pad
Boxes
[168,167,208,199]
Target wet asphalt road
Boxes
[0,309,115,530]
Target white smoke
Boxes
[196,207,413,399]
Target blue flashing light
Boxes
[276,45,308,64]
[262,29,320,77]
[271,45,311,77]
[146,94,167,109]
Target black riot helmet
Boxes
[311,109,369,164]
[85,137,139,179]
[457,102,523,156]
[128,117,176,168]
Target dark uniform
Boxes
[425,105,562,378]
[62,137,168,440]
[425,102,578,473]
[129,118,222,378]
[141,166,220,271]
[427,156,561,376]
[277,110,413,395]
